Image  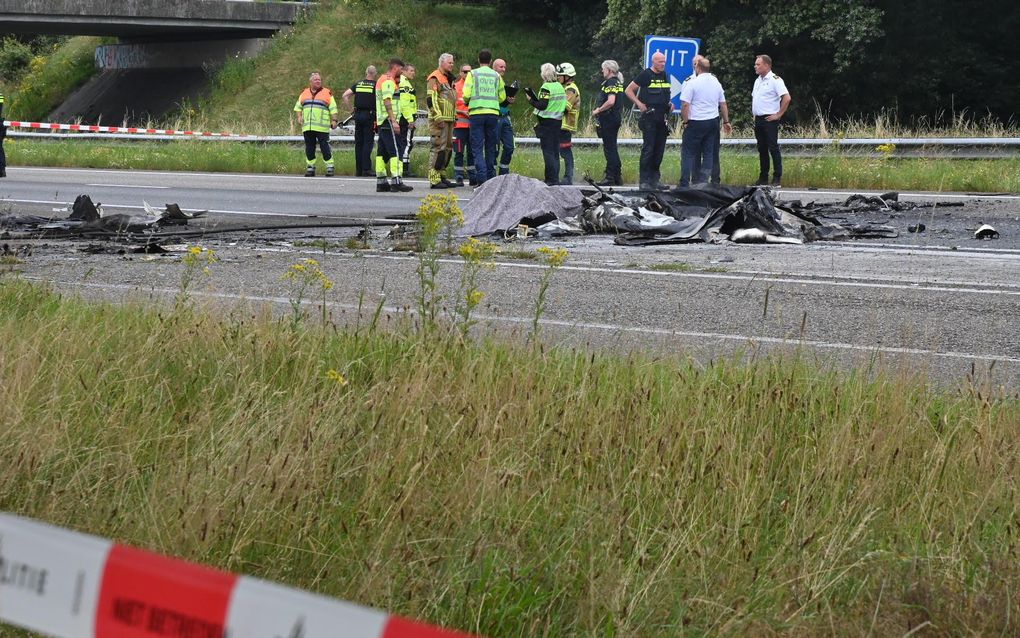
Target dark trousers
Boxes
[599,122,621,181]
[697,125,721,184]
[353,111,375,175]
[559,129,574,184]
[469,113,499,184]
[303,130,332,163]
[754,115,782,181]
[496,114,515,174]
[535,119,561,185]
[453,127,474,181]
[638,109,668,186]
[680,117,718,186]
[398,116,415,170]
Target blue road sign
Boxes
[644,35,700,110]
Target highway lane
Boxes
[5,166,1019,387]
[0,166,429,220]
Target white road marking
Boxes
[85,183,171,189]
[33,279,1020,365]
[350,253,1020,297]
[1,197,314,218]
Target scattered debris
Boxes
[0,194,207,238]
[908,223,926,233]
[974,224,1000,240]
[460,176,907,245]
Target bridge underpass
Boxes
[0,0,307,124]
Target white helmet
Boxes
[557,62,576,78]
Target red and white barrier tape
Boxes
[0,513,476,638]
[2,120,259,138]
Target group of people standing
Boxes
[292,52,791,192]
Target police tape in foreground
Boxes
[0,513,475,638]
[1,120,259,138]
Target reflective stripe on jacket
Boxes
[533,81,566,119]
[462,66,505,116]
[426,70,457,122]
[454,78,470,129]
[375,74,398,126]
[562,81,580,132]
[293,87,338,133]
[398,76,417,121]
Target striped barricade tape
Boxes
[1,120,260,138]
[0,513,475,638]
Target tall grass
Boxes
[5,37,104,122]
[7,138,1020,192]
[0,274,1018,635]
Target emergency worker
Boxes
[557,62,580,185]
[524,63,566,186]
[452,64,476,187]
[342,65,377,177]
[592,60,623,186]
[398,63,418,177]
[294,72,339,177]
[462,49,506,185]
[493,58,518,176]
[0,90,6,178]
[426,53,458,188]
[625,52,671,190]
[752,54,791,187]
[375,58,413,192]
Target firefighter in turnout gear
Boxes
[375,58,413,192]
[426,53,458,188]
[294,72,339,177]
[342,65,378,177]
[398,63,418,177]
[557,62,580,185]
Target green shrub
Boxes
[0,37,33,84]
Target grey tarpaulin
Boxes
[459,179,907,245]
[459,174,584,236]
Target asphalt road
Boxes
[3,167,1019,388]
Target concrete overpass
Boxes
[0,0,305,40]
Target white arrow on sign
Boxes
[670,74,684,101]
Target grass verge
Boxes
[5,37,104,122]
[6,138,1020,192]
[1,277,1018,635]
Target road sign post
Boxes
[643,35,701,111]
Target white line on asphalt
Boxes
[1,197,315,218]
[782,188,1020,201]
[85,183,171,189]
[356,253,1020,297]
[34,279,1020,365]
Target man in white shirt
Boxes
[679,56,731,187]
[751,54,791,186]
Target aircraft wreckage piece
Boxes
[0,195,207,237]
[458,175,907,245]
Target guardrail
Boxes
[9,130,1020,149]
[4,120,1019,153]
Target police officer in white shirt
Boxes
[751,54,791,186]
[679,56,731,187]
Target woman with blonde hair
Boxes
[524,63,567,185]
[592,60,624,185]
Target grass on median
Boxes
[6,138,1020,192]
[1,272,1018,636]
